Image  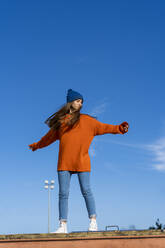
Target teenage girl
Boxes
[28,89,129,233]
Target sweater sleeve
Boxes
[91,118,123,136]
[35,128,59,149]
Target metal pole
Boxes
[48,186,50,233]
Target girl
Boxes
[28,89,129,233]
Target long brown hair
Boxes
[45,102,97,131]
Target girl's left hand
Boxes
[28,142,38,151]
[119,122,129,134]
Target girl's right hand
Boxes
[28,142,38,151]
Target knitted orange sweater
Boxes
[32,114,124,172]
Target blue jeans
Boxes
[58,171,97,221]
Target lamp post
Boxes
[44,180,54,233]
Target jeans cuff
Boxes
[59,218,67,222]
[89,214,97,218]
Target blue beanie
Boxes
[66,89,84,103]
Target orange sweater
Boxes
[33,114,124,172]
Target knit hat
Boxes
[66,89,84,103]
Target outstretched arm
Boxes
[28,128,59,151]
[92,118,129,136]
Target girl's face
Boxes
[71,99,83,111]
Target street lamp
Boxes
[44,180,55,233]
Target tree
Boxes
[149,218,165,230]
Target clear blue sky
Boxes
[0,0,165,234]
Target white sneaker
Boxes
[51,221,68,234]
[88,218,98,231]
